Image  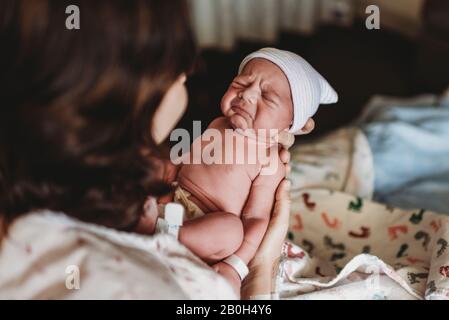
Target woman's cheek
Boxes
[151,82,188,144]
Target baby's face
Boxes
[221,58,293,133]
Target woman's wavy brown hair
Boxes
[0,0,196,232]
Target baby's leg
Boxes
[179,212,244,264]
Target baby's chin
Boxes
[226,114,284,139]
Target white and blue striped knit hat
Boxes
[238,48,338,134]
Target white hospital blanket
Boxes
[0,211,237,299]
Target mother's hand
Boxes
[278,117,314,165]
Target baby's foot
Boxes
[134,197,159,235]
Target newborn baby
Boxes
[148,48,337,291]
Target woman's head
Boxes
[0,0,196,230]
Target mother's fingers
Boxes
[279,149,291,165]
[276,179,291,201]
[285,164,291,176]
[272,179,291,225]
[298,118,315,135]
[267,179,291,247]
[278,130,295,150]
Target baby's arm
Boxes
[233,150,286,264]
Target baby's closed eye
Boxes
[262,92,280,107]
[262,92,274,102]
[232,81,246,89]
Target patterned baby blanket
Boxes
[279,128,449,300]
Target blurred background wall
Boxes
[189,0,425,50]
[357,0,424,36]
[179,0,449,139]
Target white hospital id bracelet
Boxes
[223,254,249,280]
[164,203,184,238]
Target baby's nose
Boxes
[241,86,259,105]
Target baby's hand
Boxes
[158,160,180,204]
[134,197,160,235]
[212,261,242,298]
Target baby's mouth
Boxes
[230,105,254,122]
